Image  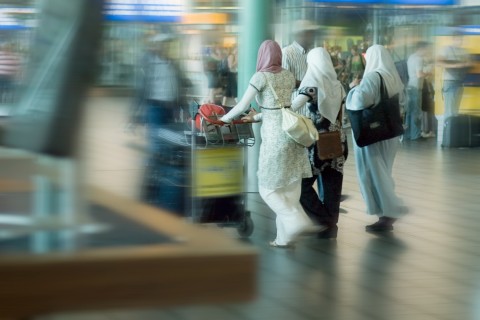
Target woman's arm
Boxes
[291,86,315,112]
[291,94,310,112]
[291,93,310,113]
[241,108,261,122]
[221,85,258,123]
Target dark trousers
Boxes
[300,167,343,227]
[146,101,175,154]
[142,101,178,207]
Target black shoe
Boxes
[366,223,393,232]
[366,217,396,232]
[318,225,338,239]
[381,217,397,224]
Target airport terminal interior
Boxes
[0,0,480,319]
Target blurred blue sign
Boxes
[104,0,185,22]
[387,0,456,4]
[0,25,27,30]
[0,7,35,30]
[309,0,457,4]
[460,26,480,35]
[309,0,377,2]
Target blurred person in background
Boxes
[291,47,347,239]
[137,33,189,204]
[346,45,406,233]
[132,33,182,131]
[331,46,346,76]
[0,43,21,104]
[346,45,365,83]
[437,31,472,119]
[339,70,352,128]
[204,43,225,104]
[339,71,350,94]
[221,40,325,248]
[421,61,436,138]
[222,45,238,106]
[404,41,432,141]
[282,20,318,115]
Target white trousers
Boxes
[259,180,313,245]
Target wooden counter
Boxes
[0,187,257,319]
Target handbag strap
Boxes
[376,72,389,100]
[264,73,285,109]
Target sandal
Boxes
[269,240,294,249]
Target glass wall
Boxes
[0,3,35,109]
[97,0,242,106]
[97,23,178,87]
[0,1,466,96]
[278,0,455,54]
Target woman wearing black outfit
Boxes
[291,47,348,239]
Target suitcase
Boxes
[442,115,480,148]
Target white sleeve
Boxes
[221,85,257,123]
[346,73,380,111]
[253,113,263,122]
[291,94,310,112]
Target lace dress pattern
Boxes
[250,71,312,189]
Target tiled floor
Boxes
[42,96,480,320]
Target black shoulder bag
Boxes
[346,72,404,147]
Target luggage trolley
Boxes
[150,103,255,237]
[186,103,255,237]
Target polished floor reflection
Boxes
[41,97,480,320]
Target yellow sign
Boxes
[182,13,228,25]
[193,147,244,198]
[435,35,480,114]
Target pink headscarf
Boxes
[256,40,283,73]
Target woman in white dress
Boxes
[291,47,347,239]
[221,40,325,247]
[346,45,406,232]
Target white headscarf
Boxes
[364,45,404,97]
[300,47,345,124]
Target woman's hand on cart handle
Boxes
[218,116,230,125]
[220,116,252,125]
[212,118,227,126]
[241,108,258,123]
[217,117,239,125]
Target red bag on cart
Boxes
[195,104,225,130]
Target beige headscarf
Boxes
[299,47,345,123]
[364,45,404,97]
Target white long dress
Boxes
[346,72,405,218]
[222,69,314,245]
